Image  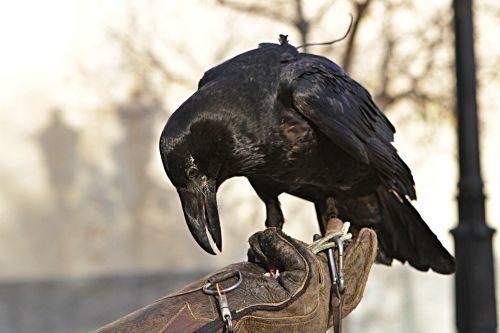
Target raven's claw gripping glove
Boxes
[95,227,377,333]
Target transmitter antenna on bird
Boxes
[279,34,289,45]
[296,14,354,49]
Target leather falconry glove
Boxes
[94,226,377,333]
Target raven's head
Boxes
[160,114,265,255]
[159,123,225,255]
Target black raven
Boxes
[159,38,455,274]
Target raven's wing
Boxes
[279,55,455,273]
[279,54,415,199]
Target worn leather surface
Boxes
[94,227,377,333]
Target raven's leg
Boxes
[249,178,285,228]
[263,198,285,228]
[315,197,338,235]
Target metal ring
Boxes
[202,270,243,295]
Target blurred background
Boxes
[0,0,499,332]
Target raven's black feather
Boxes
[159,42,455,274]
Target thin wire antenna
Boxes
[296,14,354,50]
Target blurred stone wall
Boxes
[0,271,206,333]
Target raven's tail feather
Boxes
[374,188,455,274]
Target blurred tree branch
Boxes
[109,30,192,89]
[109,7,240,98]
[374,2,454,122]
[342,0,372,72]
[216,0,291,23]
[216,0,335,52]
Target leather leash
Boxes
[311,219,351,333]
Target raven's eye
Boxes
[186,167,198,178]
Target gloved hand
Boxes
[94,226,377,333]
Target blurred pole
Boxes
[451,0,497,332]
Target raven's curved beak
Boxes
[177,183,221,255]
